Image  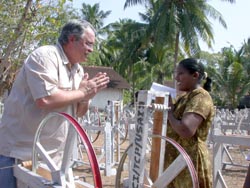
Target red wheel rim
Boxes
[60,112,102,188]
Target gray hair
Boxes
[58,19,96,45]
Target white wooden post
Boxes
[104,121,116,176]
[129,90,152,188]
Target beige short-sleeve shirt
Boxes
[0,43,83,160]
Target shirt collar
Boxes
[56,42,70,66]
[56,42,81,73]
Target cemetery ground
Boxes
[13,128,250,188]
[92,134,249,188]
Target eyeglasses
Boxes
[78,38,94,49]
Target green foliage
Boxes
[122,90,133,105]
[80,2,111,32]
[204,46,250,108]
[0,0,80,96]
[0,0,80,64]
[1,0,250,110]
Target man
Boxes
[0,19,109,187]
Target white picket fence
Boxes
[0,102,4,121]
[1,97,250,187]
[211,108,250,188]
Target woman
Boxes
[243,157,250,188]
[164,58,214,188]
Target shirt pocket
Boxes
[58,77,72,91]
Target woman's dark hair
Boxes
[178,58,212,92]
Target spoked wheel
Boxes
[83,107,102,144]
[115,134,199,188]
[31,112,102,188]
[115,115,129,146]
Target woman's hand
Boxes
[168,95,174,115]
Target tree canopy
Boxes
[1,0,250,108]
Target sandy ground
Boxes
[90,135,249,188]
[15,132,249,188]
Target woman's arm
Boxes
[168,111,203,138]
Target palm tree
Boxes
[239,38,250,77]
[206,46,250,108]
[124,0,234,86]
[80,3,111,33]
[80,3,112,66]
[102,19,149,95]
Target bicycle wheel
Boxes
[31,112,102,188]
[115,134,199,188]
